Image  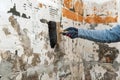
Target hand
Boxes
[62,27,78,39]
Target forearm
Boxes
[78,25,120,43]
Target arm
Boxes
[78,24,120,43]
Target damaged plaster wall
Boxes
[0,0,120,80]
[62,0,120,80]
[0,0,62,80]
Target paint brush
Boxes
[40,19,65,48]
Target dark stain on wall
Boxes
[82,59,92,80]
[8,4,30,19]
[22,13,30,19]
[96,43,119,63]
[31,53,41,66]
[103,71,118,80]
[89,23,98,29]
[46,51,54,60]
[85,71,91,80]
[23,4,27,10]
[22,72,39,80]
[8,4,20,17]
[95,43,119,80]
[53,45,65,65]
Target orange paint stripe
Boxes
[62,8,118,23]
[62,8,83,22]
[84,15,104,23]
[38,3,117,24]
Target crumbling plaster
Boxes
[0,0,120,80]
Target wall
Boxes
[0,0,120,80]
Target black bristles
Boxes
[48,21,57,48]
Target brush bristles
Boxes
[48,21,57,48]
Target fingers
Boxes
[62,27,78,39]
[62,31,70,36]
[64,27,76,31]
[66,33,72,38]
[62,32,67,35]
[63,31,73,38]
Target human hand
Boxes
[62,27,78,39]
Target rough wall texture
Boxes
[0,0,120,80]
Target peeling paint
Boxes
[96,43,119,63]
[0,0,120,80]
[63,0,118,23]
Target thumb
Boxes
[63,27,75,31]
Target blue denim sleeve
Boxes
[78,24,120,43]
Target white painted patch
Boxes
[0,0,13,12]
[28,55,34,64]
[116,54,120,63]
[116,67,120,80]
[83,0,111,4]
[37,0,59,8]
[90,64,107,80]
[16,72,22,80]
[23,55,28,63]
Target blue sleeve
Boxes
[78,24,120,43]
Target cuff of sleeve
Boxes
[78,29,85,38]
